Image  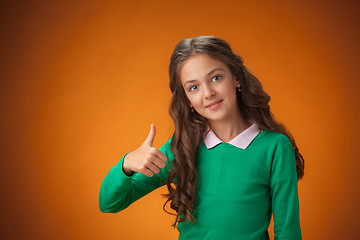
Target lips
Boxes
[206,100,223,108]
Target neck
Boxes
[208,109,251,143]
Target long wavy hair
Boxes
[162,35,305,228]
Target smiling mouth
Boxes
[206,100,223,108]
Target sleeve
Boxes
[98,137,174,213]
[270,136,302,240]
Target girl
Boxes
[99,35,304,239]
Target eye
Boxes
[189,85,198,92]
[212,74,222,82]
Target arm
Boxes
[98,137,173,213]
[270,136,302,240]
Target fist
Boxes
[122,124,168,177]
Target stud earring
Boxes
[190,106,195,112]
[237,86,242,92]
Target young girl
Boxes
[99,35,304,239]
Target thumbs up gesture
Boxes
[122,124,168,177]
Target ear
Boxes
[234,77,241,88]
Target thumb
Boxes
[144,124,156,146]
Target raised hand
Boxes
[122,124,168,177]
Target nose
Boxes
[203,84,215,99]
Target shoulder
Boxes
[254,130,294,159]
[257,130,291,147]
[259,131,295,168]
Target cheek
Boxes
[187,94,202,108]
[224,84,238,99]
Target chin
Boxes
[202,114,227,122]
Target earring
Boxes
[190,106,195,112]
[235,78,242,92]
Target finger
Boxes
[146,162,160,175]
[140,168,154,177]
[153,148,168,163]
[152,156,166,169]
[144,124,156,147]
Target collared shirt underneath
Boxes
[203,122,262,149]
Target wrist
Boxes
[123,154,135,176]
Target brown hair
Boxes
[162,35,305,228]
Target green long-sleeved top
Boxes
[99,129,302,239]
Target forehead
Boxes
[179,54,227,84]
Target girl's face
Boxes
[179,53,241,123]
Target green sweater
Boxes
[99,130,302,239]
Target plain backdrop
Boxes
[0,0,359,239]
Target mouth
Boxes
[206,100,223,108]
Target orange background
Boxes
[1,0,359,239]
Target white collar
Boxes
[203,122,262,149]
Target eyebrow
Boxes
[183,68,224,87]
